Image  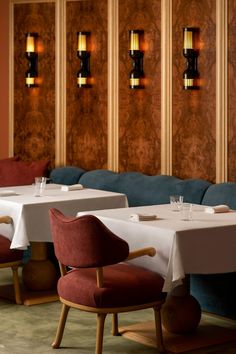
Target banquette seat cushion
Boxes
[79,170,211,207]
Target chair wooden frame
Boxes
[0,215,22,305]
[52,247,165,354]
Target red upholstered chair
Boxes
[0,216,23,304]
[49,208,166,354]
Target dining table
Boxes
[0,183,128,305]
[77,203,236,336]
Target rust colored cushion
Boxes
[57,263,165,308]
[0,160,50,187]
[0,235,23,263]
[0,156,20,162]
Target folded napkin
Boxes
[205,204,230,214]
[129,213,158,222]
[0,190,18,197]
[61,184,83,192]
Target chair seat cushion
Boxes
[0,235,24,263]
[57,263,165,308]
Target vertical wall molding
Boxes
[107,0,119,172]
[161,0,172,175]
[216,0,228,182]
[9,0,14,156]
[55,0,66,166]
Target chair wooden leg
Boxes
[11,265,22,305]
[52,303,70,349]
[96,313,107,354]
[111,313,120,336]
[153,306,165,353]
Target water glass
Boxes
[181,203,193,221]
[170,195,184,211]
[34,177,47,197]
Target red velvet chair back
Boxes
[49,208,129,268]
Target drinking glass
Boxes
[181,203,193,221]
[34,177,47,197]
[170,195,184,211]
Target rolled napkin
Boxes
[205,204,230,214]
[61,184,83,192]
[130,213,158,222]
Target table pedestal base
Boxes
[20,242,59,305]
[161,294,201,334]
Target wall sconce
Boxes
[77,31,91,88]
[25,32,38,88]
[129,30,144,89]
[183,27,199,90]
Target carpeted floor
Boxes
[1,268,236,354]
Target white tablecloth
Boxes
[0,184,128,249]
[78,204,236,292]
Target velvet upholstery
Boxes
[79,170,211,206]
[49,208,129,268]
[49,166,86,185]
[0,235,23,263]
[49,208,165,352]
[58,264,165,308]
[201,182,236,209]
[0,160,50,187]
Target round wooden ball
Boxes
[161,295,201,334]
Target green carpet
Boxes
[1,268,236,354]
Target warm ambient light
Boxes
[77,31,91,88]
[129,30,144,89]
[183,27,199,90]
[25,32,38,88]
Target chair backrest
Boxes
[49,208,129,268]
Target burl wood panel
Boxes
[228,0,236,181]
[172,0,216,182]
[119,0,161,174]
[66,0,108,170]
[14,3,55,167]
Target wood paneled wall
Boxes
[13,2,55,167]
[172,0,216,181]
[66,0,108,170]
[118,0,161,175]
[10,0,236,183]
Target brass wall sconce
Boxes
[129,30,144,89]
[77,31,91,88]
[183,27,199,90]
[25,32,38,87]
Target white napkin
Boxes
[0,190,18,197]
[129,213,158,222]
[205,204,230,214]
[61,184,83,192]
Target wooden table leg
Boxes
[21,242,59,305]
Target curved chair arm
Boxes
[0,216,13,224]
[125,247,156,261]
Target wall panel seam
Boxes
[107,0,119,172]
[216,0,228,182]
[161,0,172,175]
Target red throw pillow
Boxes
[0,156,20,162]
[0,160,50,187]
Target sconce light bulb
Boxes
[77,32,87,52]
[130,31,140,51]
[183,28,193,50]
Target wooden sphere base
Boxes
[162,294,201,334]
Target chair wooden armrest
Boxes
[125,247,156,261]
[0,216,13,224]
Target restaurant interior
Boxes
[1,0,236,353]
